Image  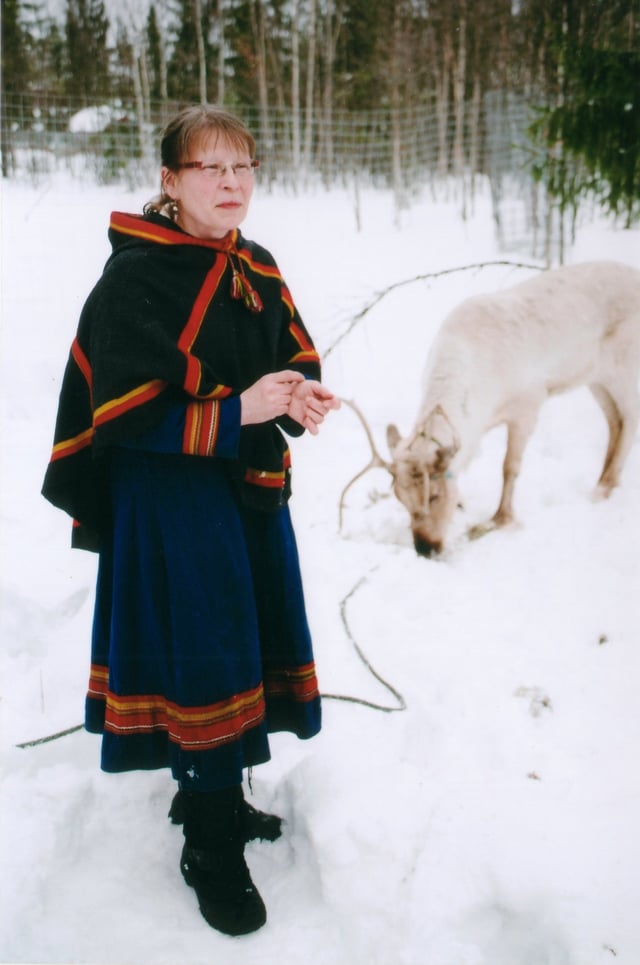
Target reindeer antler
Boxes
[338,398,393,531]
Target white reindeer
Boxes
[341,261,640,557]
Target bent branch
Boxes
[323,259,542,359]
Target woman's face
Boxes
[162,133,255,240]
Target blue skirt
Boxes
[86,448,321,791]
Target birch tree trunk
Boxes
[435,32,452,179]
[216,0,225,104]
[303,0,317,183]
[193,0,207,103]
[390,1,405,218]
[138,36,151,125]
[158,23,168,103]
[131,41,154,179]
[452,10,466,182]
[291,0,301,179]
[320,0,345,184]
[467,75,482,202]
[249,0,270,156]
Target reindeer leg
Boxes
[468,404,540,541]
[589,384,622,490]
[590,382,640,497]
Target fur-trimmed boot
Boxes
[180,786,267,936]
[169,786,282,843]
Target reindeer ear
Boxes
[386,424,401,453]
[427,406,460,468]
[433,445,454,474]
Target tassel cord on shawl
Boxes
[212,228,263,314]
[181,221,264,313]
[228,250,263,313]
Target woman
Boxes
[42,105,340,936]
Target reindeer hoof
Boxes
[594,481,616,501]
[468,515,518,541]
[467,521,495,541]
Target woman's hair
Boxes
[143,105,257,220]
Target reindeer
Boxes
[340,261,640,557]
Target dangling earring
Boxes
[161,178,179,221]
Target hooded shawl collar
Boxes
[42,211,321,549]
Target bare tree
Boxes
[319,0,345,183]
[248,0,271,152]
[389,0,409,216]
[302,0,317,182]
[426,13,453,179]
[452,4,467,182]
[291,0,301,175]
[193,0,207,103]
[214,0,225,104]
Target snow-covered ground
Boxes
[1,173,639,965]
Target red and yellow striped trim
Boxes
[280,284,296,318]
[264,662,320,703]
[237,250,282,283]
[110,213,239,254]
[93,379,167,428]
[87,659,319,750]
[110,212,179,246]
[183,400,220,456]
[87,664,109,696]
[289,321,320,366]
[244,448,291,489]
[178,261,230,396]
[243,467,286,489]
[71,338,92,388]
[88,665,266,751]
[50,426,94,461]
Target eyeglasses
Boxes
[177,159,259,180]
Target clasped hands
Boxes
[240,370,340,435]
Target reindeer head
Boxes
[338,400,460,558]
[386,406,460,557]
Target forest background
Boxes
[2,0,639,263]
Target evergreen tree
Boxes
[146,5,164,101]
[35,19,66,96]
[64,0,110,102]
[225,0,258,109]
[337,0,393,111]
[167,0,210,102]
[1,0,31,176]
[528,0,640,226]
[533,47,640,224]
[2,0,31,95]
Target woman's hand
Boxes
[240,371,305,425]
[288,380,341,435]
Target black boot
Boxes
[169,787,282,843]
[181,786,267,936]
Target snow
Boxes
[68,107,116,134]
[1,173,639,965]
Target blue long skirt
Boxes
[86,448,321,792]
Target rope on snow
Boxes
[321,574,407,713]
[16,723,84,749]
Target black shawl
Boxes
[42,211,321,550]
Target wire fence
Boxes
[1,90,560,259]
